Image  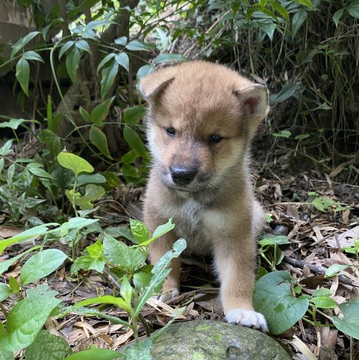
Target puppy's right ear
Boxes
[139,69,176,102]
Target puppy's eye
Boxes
[209,134,223,143]
[165,127,176,136]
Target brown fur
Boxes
[140,61,269,331]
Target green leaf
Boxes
[100,60,119,100]
[114,36,127,46]
[11,31,40,58]
[125,40,155,52]
[151,219,175,240]
[71,255,105,274]
[21,249,67,285]
[253,271,309,335]
[134,239,187,317]
[103,234,147,272]
[27,163,54,179]
[259,235,290,247]
[89,126,113,159]
[66,46,81,84]
[64,348,122,360]
[0,139,13,156]
[104,226,135,243]
[292,10,307,37]
[120,277,133,305]
[130,219,149,244]
[25,330,72,360]
[66,184,105,210]
[0,118,26,130]
[348,0,359,18]
[115,53,129,72]
[57,218,98,236]
[59,40,75,59]
[271,1,289,22]
[0,287,61,351]
[79,107,92,123]
[123,125,149,159]
[270,82,301,105]
[38,129,59,143]
[0,348,14,360]
[332,300,359,339]
[9,277,19,293]
[133,265,153,292]
[152,53,187,65]
[70,295,132,314]
[16,57,30,96]
[272,130,292,138]
[123,338,152,360]
[77,174,106,186]
[312,197,338,212]
[325,264,350,278]
[136,65,154,81]
[293,0,314,9]
[0,247,40,276]
[295,134,310,140]
[333,9,344,27]
[23,51,44,63]
[57,151,94,177]
[75,40,91,53]
[97,53,116,72]
[123,106,146,124]
[0,283,12,302]
[90,97,115,127]
[311,296,337,309]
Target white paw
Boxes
[225,308,268,332]
[158,288,180,302]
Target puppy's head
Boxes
[140,61,269,195]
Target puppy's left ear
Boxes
[234,84,269,122]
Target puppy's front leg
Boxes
[214,236,268,332]
[148,232,181,301]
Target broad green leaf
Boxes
[332,300,359,339]
[66,184,105,210]
[272,130,292,138]
[103,234,146,271]
[312,288,331,297]
[0,348,14,360]
[66,46,81,84]
[0,247,39,275]
[270,82,301,105]
[130,219,149,244]
[59,41,75,59]
[312,197,338,212]
[292,10,307,37]
[311,296,337,309]
[9,277,19,294]
[125,40,155,52]
[293,0,314,9]
[120,277,133,305]
[64,348,122,360]
[27,163,54,179]
[133,265,153,292]
[0,283,12,302]
[295,134,310,140]
[123,106,146,124]
[123,125,149,159]
[23,51,44,63]
[104,226,135,243]
[137,65,153,80]
[0,288,61,351]
[121,150,138,164]
[271,1,289,22]
[325,264,350,278]
[0,118,26,130]
[114,36,127,46]
[258,22,276,41]
[16,57,30,96]
[75,40,91,53]
[79,107,91,123]
[21,249,67,285]
[70,295,132,313]
[348,0,359,18]
[11,31,40,58]
[25,330,72,360]
[100,60,119,100]
[57,218,98,235]
[90,97,115,126]
[0,224,56,255]
[77,174,106,186]
[259,235,290,246]
[38,129,59,143]
[134,239,187,316]
[57,151,94,176]
[137,219,176,247]
[97,53,116,72]
[253,271,309,335]
[115,53,129,72]
[0,139,13,156]
[89,126,113,159]
[152,53,187,65]
[71,255,105,274]
[333,9,344,27]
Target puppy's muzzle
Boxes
[170,166,198,185]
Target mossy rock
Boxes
[151,320,290,360]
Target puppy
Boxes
[140,61,269,331]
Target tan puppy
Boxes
[140,61,269,331]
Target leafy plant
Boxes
[258,235,290,271]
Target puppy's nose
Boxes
[170,166,197,185]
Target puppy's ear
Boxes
[233,84,269,122]
[139,68,176,102]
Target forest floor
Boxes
[1,138,358,360]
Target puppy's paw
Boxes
[158,288,180,302]
[225,308,268,332]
